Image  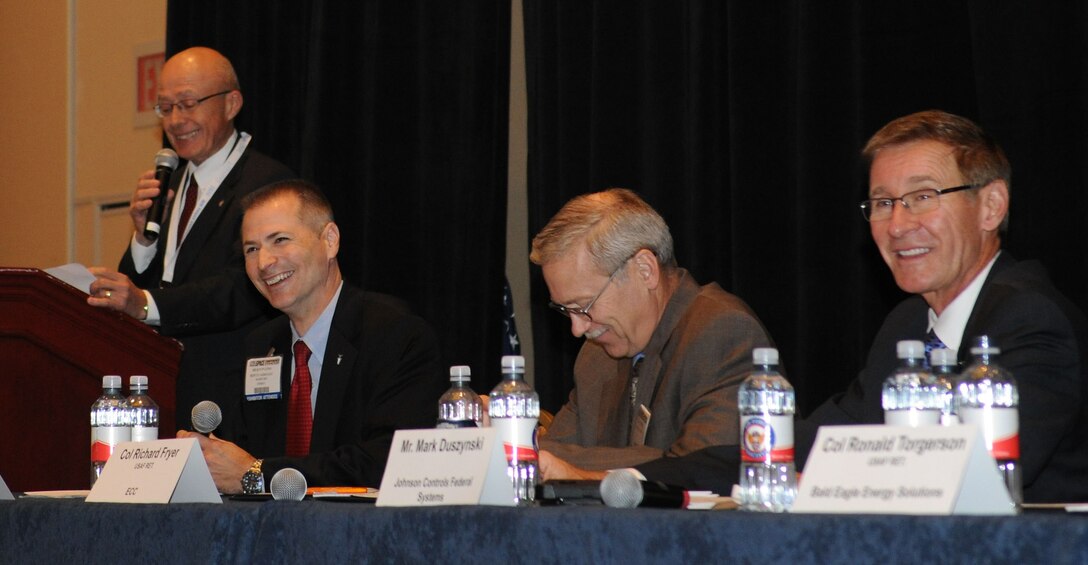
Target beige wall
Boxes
[0,2,69,267]
[0,0,166,269]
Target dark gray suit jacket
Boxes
[541,270,773,470]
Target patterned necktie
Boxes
[175,176,199,249]
[286,340,313,457]
[924,329,947,368]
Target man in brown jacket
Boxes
[533,188,774,479]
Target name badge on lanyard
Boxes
[245,355,283,401]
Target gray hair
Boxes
[530,188,675,275]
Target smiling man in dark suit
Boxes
[636,110,1088,503]
[87,47,293,429]
[179,180,444,492]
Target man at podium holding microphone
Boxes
[85,47,293,430]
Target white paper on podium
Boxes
[44,263,95,294]
[377,428,516,507]
[791,424,1014,515]
[85,438,221,504]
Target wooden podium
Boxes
[0,268,181,492]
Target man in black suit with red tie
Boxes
[87,47,293,429]
[180,180,444,492]
[635,110,1088,503]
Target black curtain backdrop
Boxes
[524,2,1088,414]
[165,2,512,393]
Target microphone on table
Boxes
[270,468,308,501]
[190,400,222,434]
[143,148,180,241]
[600,471,688,509]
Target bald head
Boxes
[164,47,240,92]
[158,46,243,165]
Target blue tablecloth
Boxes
[2,497,1086,563]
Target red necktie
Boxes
[175,176,199,249]
[286,340,313,456]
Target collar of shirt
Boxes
[183,130,250,204]
[289,281,345,414]
[161,130,251,282]
[927,251,1001,353]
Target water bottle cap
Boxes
[896,340,925,359]
[501,355,525,372]
[929,348,957,367]
[970,335,1000,355]
[102,375,122,388]
[449,365,472,381]
[752,347,778,365]
[130,375,149,387]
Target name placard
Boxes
[791,424,1014,515]
[0,474,12,500]
[85,438,221,504]
[376,428,515,507]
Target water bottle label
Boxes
[492,418,538,463]
[132,426,159,442]
[90,426,131,463]
[436,420,482,429]
[740,415,794,463]
[959,407,1020,460]
[884,409,941,427]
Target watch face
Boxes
[242,471,264,494]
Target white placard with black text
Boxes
[85,438,221,504]
[377,428,515,507]
[791,424,1014,515]
[0,474,12,500]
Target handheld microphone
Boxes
[270,468,308,501]
[600,471,686,508]
[190,400,222,434]
[143,148,180,241]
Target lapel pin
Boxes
[337,354,343,365]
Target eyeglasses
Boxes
[154,90,232,118]
[859,184,979,222]
[548,256,632,322]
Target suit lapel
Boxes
[312,324,358,452]
[960,252,1014,366]
[598,359,632,445]
[310,287,361,452]
[172,148,251,281]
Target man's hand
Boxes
[539,450,608,481]
[130,169,175,246]
[177,430,255,495]
[87,267,148,320]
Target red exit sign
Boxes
[136,52,165,113]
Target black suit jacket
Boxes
[640,253,1088,503]
[118,145,293,429]
[232,284,446,487]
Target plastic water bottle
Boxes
[437,365,483,428]
[90,375,130,487]
[955,335,1021,505]
[738,348,796,512]
[882,340,942,427]
[488,355,539,505]
[127,375,159,441]
[929,348,960,426]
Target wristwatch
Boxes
[241,459,264,494]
